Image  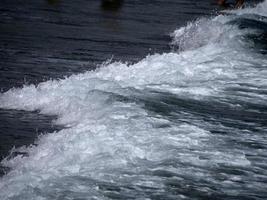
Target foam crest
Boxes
[171,12,264,52]
[234,0,267,17]
[171,17,227,51]
[0,1,266,199]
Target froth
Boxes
[0,1,266,199]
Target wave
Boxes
[230,0,267,17]
[0,1,267,199]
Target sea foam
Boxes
[0,1,266,199]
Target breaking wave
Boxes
[0,1,267,199]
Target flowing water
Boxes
[0,0,267,199]
[0,0,217,162]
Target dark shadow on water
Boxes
[101,0,124,12]
[112,89,267,133]
[46,0,61,5]
[228,17,267,54]
[99,0,124,32]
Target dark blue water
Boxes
[0,0,218,164]
[0,0,267,199]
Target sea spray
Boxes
[0,1,267,199]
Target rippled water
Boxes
[0,0,267,200]
[0,0,217,162]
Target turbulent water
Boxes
[0,1,267,200]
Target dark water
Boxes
[0,0,219,91]
[0,0,217,163]
[0,0,267,200]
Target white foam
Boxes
[233,0,267,17]
[0,1,266,199]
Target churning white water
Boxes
[0,1,267,199]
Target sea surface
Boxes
[0,0,267,199]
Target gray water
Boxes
[0,0,267,200]
[0,0,217,161]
